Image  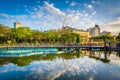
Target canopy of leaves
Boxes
[0,24,81,44]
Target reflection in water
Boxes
[0,53,81,66]
[0,50,120,80]
[117,51,120,57]
[89,51,111,63]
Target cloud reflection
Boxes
[0,56,120,80]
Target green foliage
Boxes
[75,34,80,43]
[92,35,113,42]
[0,24,11,43]
[0,53,81,66]
[11,27,33,43]
[116,33,120,41]
[0,24,82,44]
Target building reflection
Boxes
[88,51,111,63]
[117,51,120,57]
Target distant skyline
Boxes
[0,0,120,34]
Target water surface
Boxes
[0,50,120,80]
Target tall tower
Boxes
[14,22,22,28]
[61,15,70,31]
[94,24,100,37]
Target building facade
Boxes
[87,24,100,37]
[72,29,91,42]
[62,26,91,42]
[14,22,22,28]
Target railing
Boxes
[0,45,105,48]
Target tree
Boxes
[0,24,82,45]
[116,33,120,41]
[0,24,10,43]
[75,34,80,43]
[33,31,42,44]
[11,27,33,43]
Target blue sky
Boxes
[0,0,120,34]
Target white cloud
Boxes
[84,13,89,17]
[0,14,10,19]
[96,1,102,5]
[87,5,93,10]
[0,14,27,20]
[91,0,95,4]
[14,15,28,19]
[0,1,98,31]
[44,1,65,16]
[30,12,43,19]
[63,9,97,30]
[0,58,99,80]
[33,7,38,11]
[92,11,96,15]
[110,8,120,16]
[83,4,87,7]
[66,0,69,4]
[84,4,94,10]
[91,0,102,5]
[70,1,77,6]
[101,18,120,35]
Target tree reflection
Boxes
[0,53,81,66]
[0,51,119,66]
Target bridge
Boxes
[0,45,104,48]
[0,45,119,51]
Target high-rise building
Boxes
[87,24,100,37]
[14,22,22,28]
[94,24,100,37]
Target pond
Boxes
[0,49,120,80]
